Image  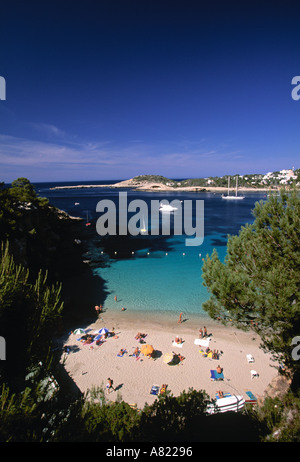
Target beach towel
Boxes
[150,385,160,395]
[172,341,183,348]
[117,350,127,357]
[210,370,224,381]
[215,392,231,399]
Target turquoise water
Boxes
[95,234,227,318]
[38,182,266,320]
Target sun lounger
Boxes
[250,370,259,379]
[150,385,160,395]
[246,354,255,363]
[245,391,257,404]
[194,338,211,348]
[210,370,224,381]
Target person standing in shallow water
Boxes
[114,296,117,302]
[178,312,183,323]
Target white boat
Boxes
[159,203,178,212]
[222,176,245,200]
[141,216,147,234]
[206,394,245,415]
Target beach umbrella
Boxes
[163,352,180,365]
[73,328,86,335]
[98,327,109,335]
[140,344,154,356]
[163,352,174,364]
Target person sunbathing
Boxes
[160,384,168,394]
[118,348,126,356]
[177,354,185,362]
[212,349,219,359]
[133,347,139,356]
[216,365,223,374]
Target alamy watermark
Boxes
[291,76,300,101]
[0,336,6,360]
[0,76,6,100]
[291,336,300,361]
[95,192,204,246]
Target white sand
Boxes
[60,310,278,409]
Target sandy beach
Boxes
[60,309,278,410]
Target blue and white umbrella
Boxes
[94,327,109,335]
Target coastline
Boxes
[59,307,279,410]
[50,182,272,193]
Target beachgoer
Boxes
[178,312,183,323]
[121,307,126,311]
[133,347,139,356]
[199,328,203,338]
[217,390,224,398]
[203,326,207,337]
[216,365,222,374]
[95,305,100,315]
[99,304,103,313]
[213,349,220,360]
[160,384,167,394]
[114,296,117,302]
[106,377,115,393]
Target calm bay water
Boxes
[36,181,267,321]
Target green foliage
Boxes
[133,175,174,184]
[202,189,300,374]
[246,392,300,442]
[0,383,44,442]
[10,177,38,204]
[0,242,63,384]
[138,388,211,441]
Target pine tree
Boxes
[202,189,300,375]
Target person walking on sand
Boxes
[178,312,183,323]
[203,326,207,337]
[106,377,115,394]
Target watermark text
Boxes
[291,76,300,101]
[96,192,204,246]
[0,76,6,100]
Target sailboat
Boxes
[222,176,245,200]
[85,210,91,226]
[141,216,147,234]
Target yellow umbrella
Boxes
[140,344,154,356]
[163,352,174,364]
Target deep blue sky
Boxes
[0,0,299,182]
